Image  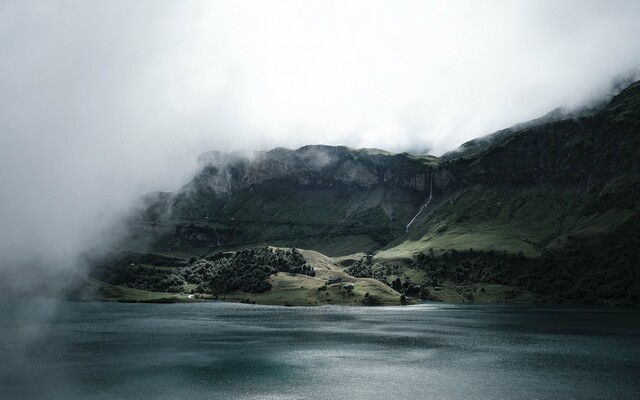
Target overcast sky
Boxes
[1,0,640,278]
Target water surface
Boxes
[1,300,639,399]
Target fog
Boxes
[1,0,640,289]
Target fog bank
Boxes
[1,0,640,289]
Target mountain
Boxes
[440,107,588,161]
[129,145,439,257]
[383,79,640,258]
[95,80,640,306]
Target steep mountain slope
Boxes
[129,145,439,257]
[440,106,595,161]
[440,74,640,161]
[380,80,640,259]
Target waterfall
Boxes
[406,173,433,232]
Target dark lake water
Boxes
[1,300,639,399]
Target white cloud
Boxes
[1,0,639,279]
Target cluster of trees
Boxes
[345,260,374,278]
[361,292,381,306]
[389,277,431,299]
[346,257,434,300]
[97,264,187,293]
[519,223,640,305]
[412,249,520,286]
[93,246,315,295]
[345,257,391,281]
[184,247,314,294]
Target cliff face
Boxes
[190,146,437,195]
[130,146,440,256]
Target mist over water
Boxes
[2,301,639,400]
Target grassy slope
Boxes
[378,179,638,261]
[380,186,555,259]
[210,249,404,306]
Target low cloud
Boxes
[1,0,640,288]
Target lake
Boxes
[1,300,639,399]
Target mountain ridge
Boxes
[381,79,640,258]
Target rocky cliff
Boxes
[129,146,440,256]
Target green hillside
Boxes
[382,80,640,259]
[129,146,440,257]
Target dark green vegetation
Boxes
[89,247,403,306]
[347,215,640,305]
[93,247,314,295]
[129,146,439,257]
[96,80,640,306]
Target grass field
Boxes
[220,273,406,306]
[377,183,636,261]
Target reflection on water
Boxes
[1,300,639,399]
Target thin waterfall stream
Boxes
[406,172,433,232]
